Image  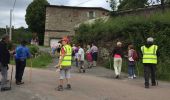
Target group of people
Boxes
[72,43,98,73]
[112,37,159,88]
[0,35,31,92]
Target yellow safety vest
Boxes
[60,44,72,68]
[141,45,158,64]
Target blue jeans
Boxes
[128,64,135,77]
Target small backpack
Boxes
[132,50,139,61]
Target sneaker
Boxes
[66,84,71,90]
[128,76,133,79]
[1,87,11,92]
[145,85,149,89]
[152,83,156,86]
[57,85,63,91]
[16,81,24,85]
[115,75,119,79]
[133,74,137,78]
[83,69,86,73]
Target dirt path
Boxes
[0,64,170,100]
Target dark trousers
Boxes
[144,64,156,86]
[15,59,26,82]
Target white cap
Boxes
[147,37,154,42]
[117,42,122,46]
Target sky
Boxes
[0,0,112,28]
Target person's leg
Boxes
[15,59,20,83]
[132,65,136,78]
[18,60,26,83]
[151,64,156,86]
[58,69,64,91]
[1,66,8,88]
[144,64,150,88]
[118,58,122,76]
[65,69,71,89]
[128,65,133,78]
[114,58,119,77]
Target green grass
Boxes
[10,53,53,69]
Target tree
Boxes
[25,0,49,45]
[107,0,117,11]
[118,0,148,10]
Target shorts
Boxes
[59,68,71,79]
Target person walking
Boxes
[15,40,31,85]
[141,37,159,88]
[0,35,11,91]
[78,44,85,73]
[56,37,72,91]
[86,45,93,68]
[127,44,137,79]
[90,43,98,67]
[112,42,123,79]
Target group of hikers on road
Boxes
[0,34,159,92]
[53,36,159,91]
[0,35,31,92]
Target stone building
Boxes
[44,5,110,46]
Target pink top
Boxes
[114,54,121,58]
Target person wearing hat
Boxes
[56,37,72,91]
[0,35,11,91]
[112,41,124,79]
[15,40,31,85]
[141,37,160,88]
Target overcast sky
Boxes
[0,0,112,28]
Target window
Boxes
[87,11,96,19]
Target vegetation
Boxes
[74,11,170,81]
[25,0,49,45]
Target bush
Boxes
[29,45,39,57]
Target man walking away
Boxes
[15,40,31,85]
[141,37,159,88]
[78,44,85,73]
[56,37,72,91]
[90,43,98,67]
[0,35,11,92]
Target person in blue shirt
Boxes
[15,40,31,85]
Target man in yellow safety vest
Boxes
[56,36,72,91]
[141,37,159,88]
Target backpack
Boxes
[132,50,139,61]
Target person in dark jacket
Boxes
[141,37,160,88]
[112,42,124,79]
[0,35,11,92]
[15,40,31,85]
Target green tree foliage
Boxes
[25,0,49,45]
[118,0,148,10]
[12,27,32,43]
[108,0,117,11]
[0,28,6,38]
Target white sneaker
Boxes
[128,76,133,79]
[133,74,136,78]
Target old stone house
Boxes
[44,5,110,46]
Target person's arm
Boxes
[56,47,66,68]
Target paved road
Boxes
[0,65,170,100]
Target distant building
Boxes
[44,5,110,46]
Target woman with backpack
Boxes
[127,44,137,79]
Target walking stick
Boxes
[29,58,33,83]
[109,56,112,70]
[9,64,14,89]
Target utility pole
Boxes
[6,25,8,35]
[9,9,13,41]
